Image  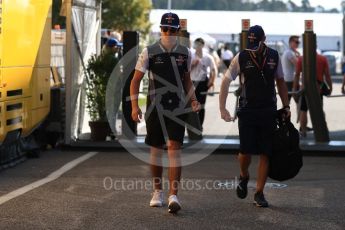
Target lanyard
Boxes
[248,48,268,84]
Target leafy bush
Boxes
[86,52,119,121]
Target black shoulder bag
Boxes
[269,109,303,181]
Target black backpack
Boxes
[268,109,303,181]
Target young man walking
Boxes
[282,35,300,102]
[219,25,290,207]
[130,12,200,213]
[293,52,332,137]
[190,38,216,130]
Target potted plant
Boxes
[86,50,119,141]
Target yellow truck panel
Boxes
[31,67,51,110]
[0,0,3,93]
[0,98,29,138]
[1,0,51,67]
[0,0,52,143]
[0,67,32,100]
[28,107,50,136]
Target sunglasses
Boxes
[293,40,300,44]
[161,26,178,33]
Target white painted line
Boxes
[0,151,98,206]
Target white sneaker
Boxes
[168,195,181,213]
[150,190,164,207]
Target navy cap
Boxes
[160,12,180,29]
[247,25,265,50]
[106,38,123,47]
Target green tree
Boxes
[270,0,287,11]
[301,0,313,12]
[151,0,338,13]
[152,0,167,9]
[257,0,270,11]
[102,0,152,36]
[287,0,298,12]
[328,8,339,13]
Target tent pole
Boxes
[96,1,102,55]
[64,0,73,145]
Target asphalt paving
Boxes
[0,149,344,230]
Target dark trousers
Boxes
[286,81,293,102]
[193,79,208,128]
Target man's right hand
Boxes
[220,108,234,122]
[131,107,142,122]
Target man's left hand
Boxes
[191,100,201,112]
[283,107,291,120]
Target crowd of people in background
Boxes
[104,25,345,140]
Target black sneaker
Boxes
[236,175,249,199]
[300,126,313,132]
[254,192,269,207]
[306,126,313,132]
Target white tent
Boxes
[150,9,343,50]
[63,0,101,144]
[151,9,342,36]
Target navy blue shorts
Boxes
[237,109,276,156]
[145,108,186,148]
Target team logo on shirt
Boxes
[176,55,185,66]
[267,59,277,69]
[154,56,164,64]
[245,60,255,69]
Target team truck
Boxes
[0,0,52,166]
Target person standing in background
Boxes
[190,38,216,131]
[221,43,234,69]
[342,74,345,94]
[342,58,345,94]
[282,35,300,102]
[293,53,332,137]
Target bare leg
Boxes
[167,140,182,196]
[256,154,269,193]
[238,153,251,178]
[300,111,308,136]
[150,146,163,190]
